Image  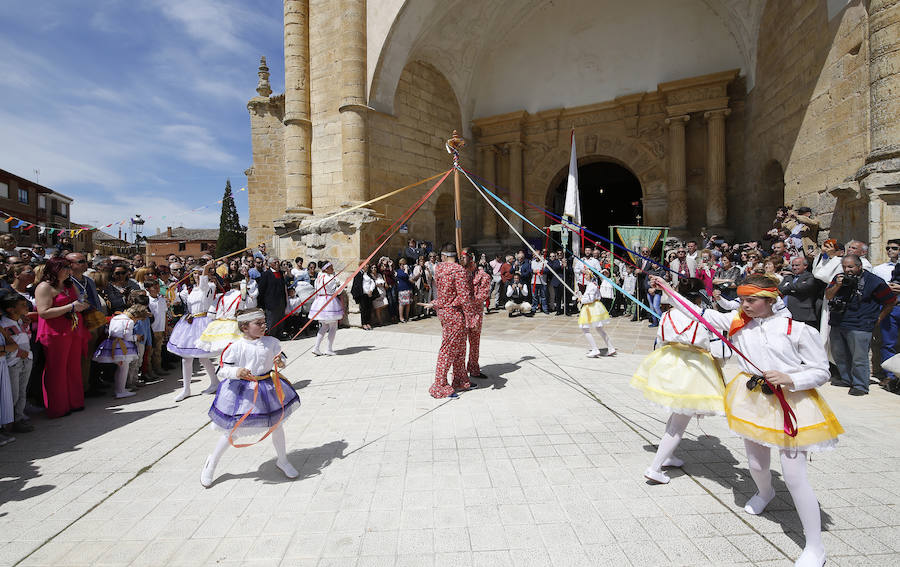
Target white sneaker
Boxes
[200,456,215,488]
[644,467,670,484]
[662,456,684,468]
[115,391,136,399]
[324,350,336,356]
[744,491,776,515]
[276,459,299,479]
[606,348,617,357]
[586,350,601,358]
[311,350,324,357]
[794,547,826,567]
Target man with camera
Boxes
[825,255,897,395]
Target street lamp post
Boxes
[131,214,145,255]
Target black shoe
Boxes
[848,388,868,396]
[471,373,488,380]
[831,380,851,388]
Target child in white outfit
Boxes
[1,292,34,433]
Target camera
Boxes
[841,274,859,289]
[828,274,860,314]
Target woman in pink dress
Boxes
[34,257,90,418]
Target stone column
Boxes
[507,142,524,233]
[704,108,731,229]
[339,0,369,203]
[283,0,313,214]
[665,115,690,230]
[857,0,900,263]
[480,145,497,238]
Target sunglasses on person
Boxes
[887,246,900,251]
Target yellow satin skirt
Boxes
[724,372,844,451]
[578,300,610,328]
[197,319,242,353]
[631,343,726,416]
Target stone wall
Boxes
[743,0,870,242]
[309,0,344,212]
[246,95,286,248]
[366,60,473,255]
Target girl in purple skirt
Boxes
[93,304,149,399]
[167,262,218,401]
[201,308,300,487]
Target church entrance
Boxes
[548,160,643,245]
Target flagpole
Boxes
[447,130,466,253]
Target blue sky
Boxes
[0,1,285,236]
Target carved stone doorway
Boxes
[547,160,643,245]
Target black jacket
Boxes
[350,271,365,302]
[778,271,821,325]
[257,269,287,311]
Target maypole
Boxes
[447,130,466,253]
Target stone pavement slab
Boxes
[2,319,899,566]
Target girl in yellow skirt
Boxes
[577,273,615,357]
[196,282,251,355]
[651,273,842,567]
[631,278,725,484]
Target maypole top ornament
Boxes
[445,130,466,165]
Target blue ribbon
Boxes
[462,169,659,318]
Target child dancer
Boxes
[145,280,168,379]
[1,292,34,433]
[577,273,615,357]
[93,304,149,399]
[197,282,248,355]
[652,274,842,567]
[310,262,344,356]
[167,262,218,401]
[631,278,725,484]
[126,291,152,388]
[202,308,301,487]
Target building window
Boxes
[178,242,186,252]
[60,202,68,216]
[18,188,28,204]
[200,242,209,251]
[0,182,7,199]
[38,195,46,210]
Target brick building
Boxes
[247,0,900,267]
[0,167,75,248]
[146,227,219,261]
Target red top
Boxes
[433,262,469,311]
[37,285,88,345]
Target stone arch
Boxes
[526,134,667,227]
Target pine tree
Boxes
[216,179,245,256]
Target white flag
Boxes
[563,130,581,257]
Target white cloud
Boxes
[158,124,237,167]
[71,192,225,235]
[149,0,277,55]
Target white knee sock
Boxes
[594,326,614,350]
[177,358,193,399]
[315,325,326,351]
[582,328,599,351]
[744,440,776,513]
[114,363,129,395]
[780,450,823,555]
[199,358,219,392]
[202,434,230,485]
[649,413,692,471]
[326,322,337,352]
[272,426,298,478]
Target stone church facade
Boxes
[247,0,899,266]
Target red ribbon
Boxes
[657,280,798,438]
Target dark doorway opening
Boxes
[549,161,643,243]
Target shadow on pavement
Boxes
[335,345,378,355]
[641,434,834,548]
[479,355,536,390]
[213,439,349,486]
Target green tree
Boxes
[216,179,245,256]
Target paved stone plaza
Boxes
[2,317,899,567]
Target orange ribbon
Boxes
[730,284,780,335]
[227,360,287,448]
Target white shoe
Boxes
[795,546,826,567]
[744,491,776,515]
[202,383,220,394]
[586,350,601,358]
[312,350,323,357]
[606,348,617,357]
[174,390,190,402]
[276,459,299,479]
[115,391,136,399]
[200,456,215,488]
[324,350,336,356]
[644,467,670,484]
[662,456,684,468]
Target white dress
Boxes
[166,275,217,357]
[309,273,344,322]
[93,314,140,363]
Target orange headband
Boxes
[736,284,779,299]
